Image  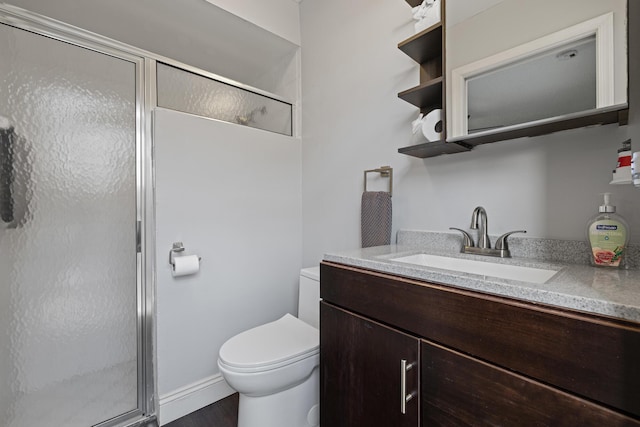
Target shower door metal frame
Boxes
[0,5,157,427]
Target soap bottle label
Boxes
[588,220,627,267]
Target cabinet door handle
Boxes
[400,359,415,414]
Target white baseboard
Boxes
[159,373,236,425]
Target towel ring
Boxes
[364,166,393,196]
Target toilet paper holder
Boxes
[169,242,202,266]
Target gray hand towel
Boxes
[361,191,392,248]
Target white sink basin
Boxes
[390,253,559,284]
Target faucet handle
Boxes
[495,230,527,251]
[449,227,475,248]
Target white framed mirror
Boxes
[445,0,628,143]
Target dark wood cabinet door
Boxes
[422,340,640,427]
[320,302,420,427]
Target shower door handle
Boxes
[0,124,14,224]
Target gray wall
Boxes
[155,108,302,423]
[299,0,640,267]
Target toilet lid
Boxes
[219,313,319,371]
[300,266,320,281]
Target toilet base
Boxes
[237,367,319,427]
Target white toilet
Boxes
[218,267,320,427]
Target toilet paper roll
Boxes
[172,255,200,277]
[422,109,443,142]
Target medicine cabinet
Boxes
[397,0,630,159]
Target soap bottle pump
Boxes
[586,193,629,268]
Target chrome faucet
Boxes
[449,206,526,258]
[470,206,490,249]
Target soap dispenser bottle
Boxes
[586,193,629,267]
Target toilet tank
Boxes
[298,266,320,329]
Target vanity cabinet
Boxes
[320,261,640,426]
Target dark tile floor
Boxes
[164,393,239,427]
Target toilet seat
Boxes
[219,313,319,373]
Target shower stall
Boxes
[0,5,156,427]
[0,2,297,425]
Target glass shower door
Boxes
[0,17,143,427]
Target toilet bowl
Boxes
[217,267,320,427]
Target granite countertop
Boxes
[322,231,640,323]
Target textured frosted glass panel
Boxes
[0,23,138,427]
[157,63,292,136]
